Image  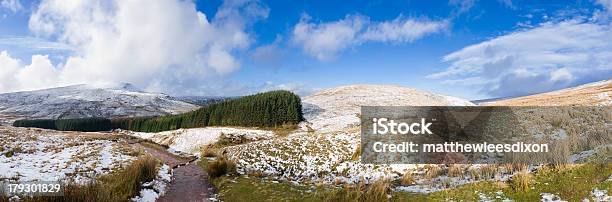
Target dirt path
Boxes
[132,143,218,202]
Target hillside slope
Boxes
[485,79,612,106]
[0,83,198,121]
[301,84,474,132]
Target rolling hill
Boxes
[485,79,612,106]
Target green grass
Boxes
[504,163,611,201]
[393,163,612,202]
[213,176,328,202]
[198,154,611,202]
[198,158,327,201]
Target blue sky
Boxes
[0,0,611,99]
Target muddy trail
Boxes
[131,142,218,202]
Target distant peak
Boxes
[116,83,141,91]
[89,82,143,92]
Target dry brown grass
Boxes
[323,179,391,202]
[351,144,361,161]
[207,157,237,178]
[468,168,480,180]
[502,163,528,173]
[425,165,443,179]
[201,145,219,158]
[400,172,415,186]
[510,171,533,192]
[247,170,264,178]
[486,80,611,106]
[479,164,499,179]
[447,164,464,178]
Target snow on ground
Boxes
[0,83,198,121]
[224,129,521,191]
[598,92,612,105]
[590,188,611,202]
[540,193,566,202]
[131,164,172,202]
[301,84,474,133]
[123,127,275,154]
[222,85,517,190]
[225,131,373,183]
[0,126,136,183]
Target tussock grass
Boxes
[479,164,498,179]
[400,172,415,186]
[447,164,464,178]
[351,144,361,161]
[324,179,391,202]
[425,166,443,180]
[3,145,23,157]
[509,171,533,192]
[207,157,237,179]
[201,145,219,158]
[502,163,527,173]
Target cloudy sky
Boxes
[0,0,611,99]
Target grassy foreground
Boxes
[393,163,612,201]
[198,158,611,202]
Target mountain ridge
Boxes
[0,83,198,121]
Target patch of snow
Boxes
[569,149,596,163]
[598,92,612,105]
[124,127,275,154]
[131,164,172,202]
[591,188,611,202]
[551,129,568,140]
[541,193,566,202]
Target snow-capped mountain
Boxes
[0,83,198,121]
[301,84,475,133]
[485,79,612,106]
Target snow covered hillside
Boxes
[0,126,137,184]
[0,83,198,121]
[221,85,478,187]
[301,84,474,132]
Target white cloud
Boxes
[16,55,59,91]
[292,14,366,61]
[1,0,22,13]
[597,0,612,11]
[428,20,612,97]
[0,51,59,92]
[0,37,75,51]
[0,0,266,94]
[291,14,447,61]
[362,17,448,43]
[0,51,20,91]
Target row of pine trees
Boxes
[13,90,304,132]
